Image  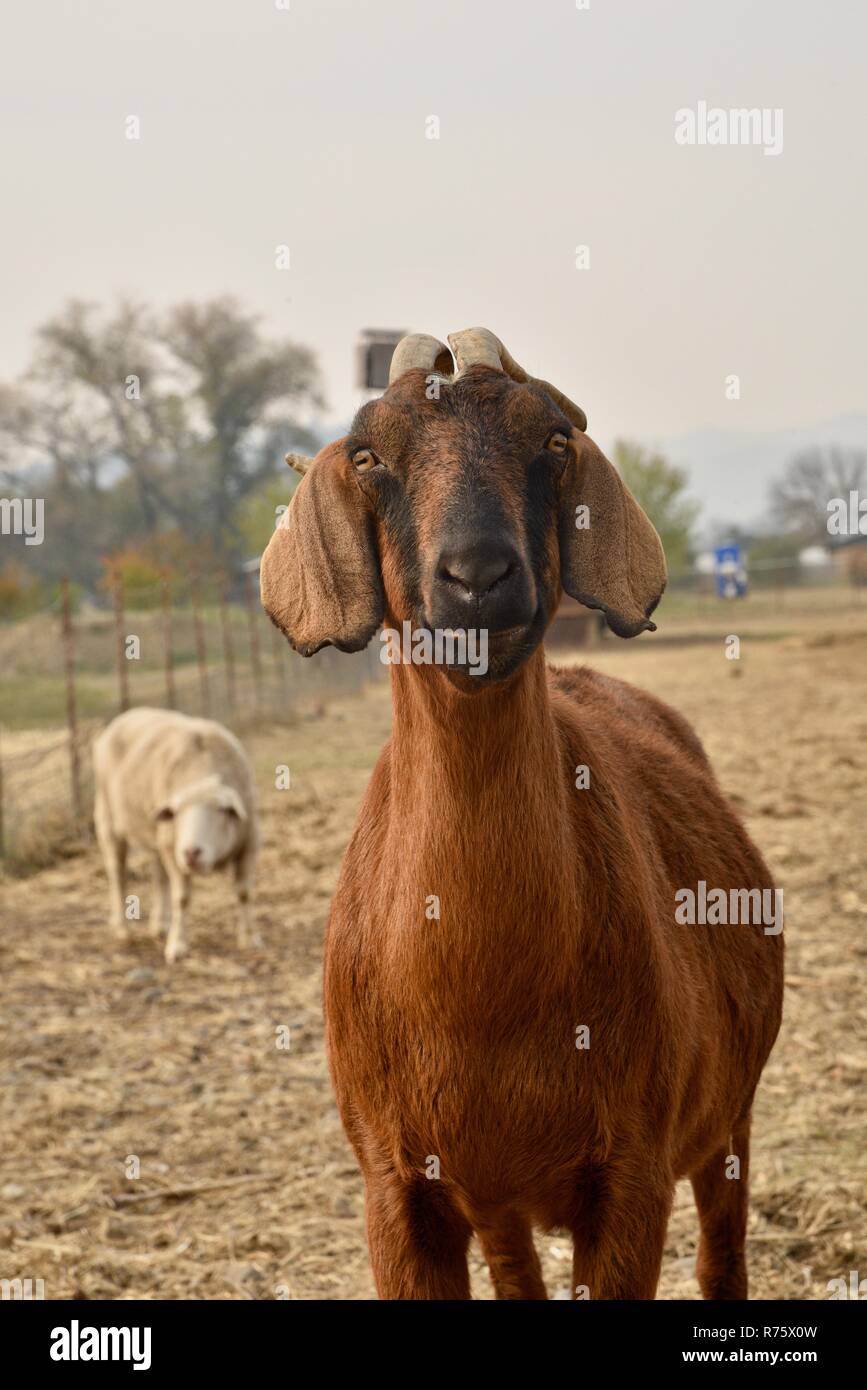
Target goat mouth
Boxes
[416,615,532,655]
[414,605,545,690]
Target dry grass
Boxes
[1,604,865,1299]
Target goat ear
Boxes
[260,439,383,656]
[559,430,667,638]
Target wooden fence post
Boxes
[242,569,263,712]
[162,576,176,709]
[112,571,130,712]
[219,580,237,718]
[191,578,210,716]
[60,578,83,822]
[269,613,287,709]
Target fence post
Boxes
[60,577,83,823]
[269,611,288,710]
[162,576,176,709]
[219,579,237,719]
[112,570,130,712]
[242,569,263,712]
[191,578,210,716]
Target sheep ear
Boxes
[260,439,383,656]
[217,785,247,822]
[559,430,667,638]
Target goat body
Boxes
[261,328,784,1299]
[324,654,782,1299]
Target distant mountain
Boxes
[652,412,867,541]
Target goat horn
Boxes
[388,333,454,384]
[285,452,313,475]
[448,327,588,432]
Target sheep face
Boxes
[155,777,247,875]
[261,333,667,688]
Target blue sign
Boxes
[714,545,748,598]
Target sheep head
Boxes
[154,775,248,875]
[262,329,666,686]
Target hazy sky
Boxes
[2,0,865,448]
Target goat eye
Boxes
[546,431,569,455]
[352,448,382,474]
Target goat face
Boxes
[345,367,568,684]
[261,331,667,689]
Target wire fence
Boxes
[1,555,863,872]
[0,568,384,872]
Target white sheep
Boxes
[93,707,259,964]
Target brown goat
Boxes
[260,329,784,1300]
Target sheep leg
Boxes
[233,848,261,949]
[690,1116,751,1299]
[95,793,128,940]
[476,1211,548,1299]
[364,1169,472,1299]
[148,855,170,937]
[570,1169,673,1299]
[164,861,191,965]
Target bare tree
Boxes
[0,297,324,581]
[769,447,867,541]
[164,298,322,542]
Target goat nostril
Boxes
[439,554,515,598]
[440,565,471,594]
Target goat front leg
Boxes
[163,858,191,965]
[364,1165,472,1300]
[570,1167,673,1300]
[233,847,261,949]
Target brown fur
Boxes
[261,355,783,1300]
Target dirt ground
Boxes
[2,604,865,1300]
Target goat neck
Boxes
[383,647,581,973]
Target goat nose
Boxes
[438,544,516,598]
